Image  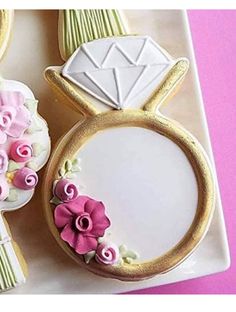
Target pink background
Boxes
[128,10,236,294]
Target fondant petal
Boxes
[74,234,98,254]
[6,106,31,138]
[66,195,91,215]
[0,91,25,108]
[0,131,7,144]
[84,198,104,215]
[54,204,74,228]
[90,216,111,236]
[90,201,108,223]
[60,224,78,248]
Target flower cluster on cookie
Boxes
[0,90,45,202]
[51,159,139,266]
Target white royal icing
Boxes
[69,127,198,261]
[62,36,175,110]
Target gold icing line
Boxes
[143,59,189,113]
[44,67,99,116]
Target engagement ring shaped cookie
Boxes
[44,15,215,281]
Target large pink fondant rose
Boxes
[0,91,31,144]
[95,242,119,265]
[54,179,79,202]
[54,196,111,254]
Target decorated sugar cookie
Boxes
[43,10,215,281]
[0,10,50,291]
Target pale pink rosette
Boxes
[13,167,38,190]
[0,176,9,201]
[0,91,31,144]
[54,179,79,202]
[0,150,8,174]
[10,140,33,162]
[54,196,111,254]
[95,242,119,265]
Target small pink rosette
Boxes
[95,242,119,265]
[13,167,38,190]
[54,179,79,202]
[10,140,33,162]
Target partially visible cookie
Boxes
[0,78,50,292]
[0,10,13,61]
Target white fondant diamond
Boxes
[62,36,174,109]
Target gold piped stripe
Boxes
[143,59,189,113]
[44,67,99,117]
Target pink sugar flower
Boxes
[54,196,111,254]
[0,91,31,144]
[95,242,119,265]
[54,179,79,202]
[10,140,33,163]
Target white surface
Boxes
[62,36,175,109]
[75,127,198,261]
[0,10,230,294]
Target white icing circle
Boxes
[74,127,198,261]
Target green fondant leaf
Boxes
[123,257,133,264]
[117,257,124,266]
[6,189,18,202]
[65,160,73,172]
[125,250,139,260]
[50,196,62,205]
[26,161,38,171]
[24,98,38,113]
[65,172,76,179]
[7,160,21,172]
[59,167,66,177]
[71,165,81,172]
[119,244,127,256]
[72,158,79,165]
[32,143,45,157]
[97,237,105,244]
[71,158,81,172]
[84,250,96,264]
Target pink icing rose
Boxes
[54,196,111,254]
[0,176,9,201]
[0,91,31,144]
[54,179,79,202]
[95,242,119,265]
[10,140,33,162]
[13,167,38,190]
[0,150,8,174]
